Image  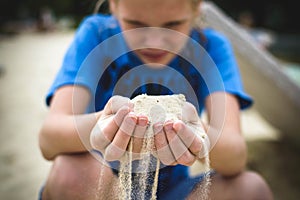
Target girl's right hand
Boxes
[90,96,149,161]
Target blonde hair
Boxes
[94,0,202,14]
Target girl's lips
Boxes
[138,49,169,61]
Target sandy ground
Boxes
[0,31,297,200]
[0,32,72,200]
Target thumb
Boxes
[182,102,199,123]
[104,95,133,115]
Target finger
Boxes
[165,122,196,166]
[104,112,137,161]
[104,95,133,115]
[190,123,210,158]
[103,106,131,141]
[132,115,148,153]
[153,123,177,165]
[133,115,148,138]
[90,115,114,151]
[113,105,132,127]
[182,102,199,123]
[90,106,130,151]
[173,121,203,157]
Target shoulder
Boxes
[190,28,234,58]
[77,14,120,36]
[81,14,115,26]
[202,28,231,48]
[190,28,232,52]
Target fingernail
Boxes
[128,112,137,123]
[173,120,183,132]
[138,116,148,126]
[164,122,173,131]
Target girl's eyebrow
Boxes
[123,18,148,27]
[163,19,189,27]
[123,18,189,27]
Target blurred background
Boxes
[0,0,299,199]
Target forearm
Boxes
[39,112,102,160]
[202,93,247,176]
[208,126,247,176]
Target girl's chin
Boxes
[144,62,167,68]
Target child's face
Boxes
[110,0,199,67]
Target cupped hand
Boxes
[90,95,149,161]
[153,102,209,166]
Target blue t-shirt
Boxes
[46,14,252,110]
[45,14,252,192]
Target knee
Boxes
[44,156,82,199]
[210,171,273,200]
[233,171,274,200]
[43,154,98,200]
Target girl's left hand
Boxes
[153,102,209,166]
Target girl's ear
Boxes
[109,0,117,16]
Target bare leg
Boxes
[41,153,118,200]
[188,171,273,200]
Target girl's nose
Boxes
[143,29,166,49]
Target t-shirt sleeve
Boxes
[204,29,253,109]
[45,16,101,106]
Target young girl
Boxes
[39,0,273,199]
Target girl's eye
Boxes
[124,20,147,28]
[130,23,145,28]
[164,22,184,29]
